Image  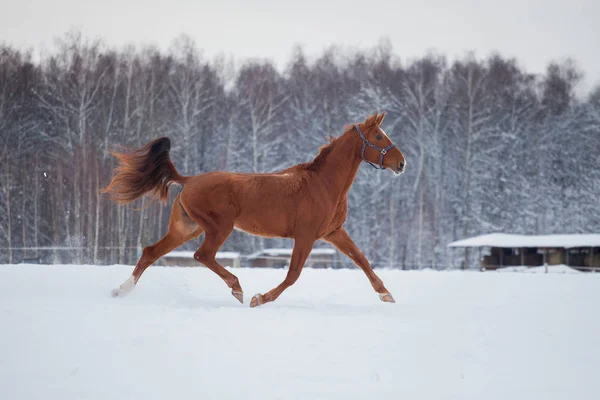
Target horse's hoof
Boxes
[379,292,395,303]
[250,293,264,308]
[112,276,135,298]
[232,290,244,304]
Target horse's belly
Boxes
[234,218,291,238]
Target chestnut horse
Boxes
[104,112,405,307]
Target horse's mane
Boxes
[302,135,340,172]
[302,123,366,172]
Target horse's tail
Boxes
[102,137,187,205]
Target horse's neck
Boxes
[317,131,362,200]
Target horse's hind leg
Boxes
[112,195,203,297]
[193,224,244,303]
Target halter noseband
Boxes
[354,125,396,170]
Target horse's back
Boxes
[182,169,305,197]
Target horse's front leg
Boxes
[325,228,395,303]
[250,238,314,307]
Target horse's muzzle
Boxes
[389,161,405,175]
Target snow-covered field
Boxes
[1,264,598,400]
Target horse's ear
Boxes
[376,112,386,126]
[364,112,379,127]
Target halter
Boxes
[354,125,397,170]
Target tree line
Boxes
[1,33,599,268]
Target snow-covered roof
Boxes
[264,248,336,256]
[165,248,335,260]
[247,248,336,259]
[164,251,241,259]
[448,233,600,249]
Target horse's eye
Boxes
[376,135,382,140]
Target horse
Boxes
[103,112,405,307]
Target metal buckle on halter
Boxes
[381,149,387,155]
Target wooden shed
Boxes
[448,233,600,271]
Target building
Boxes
[246,248,337,269]
[448,233,600,271]
[160,251,241,268]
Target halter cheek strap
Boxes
[354,125,396,170]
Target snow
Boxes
[448,233,600,248]
[1,264,599,400]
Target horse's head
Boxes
[355,112,405,175]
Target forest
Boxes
[1,33,599,269]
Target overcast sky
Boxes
[1,0,598,92]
